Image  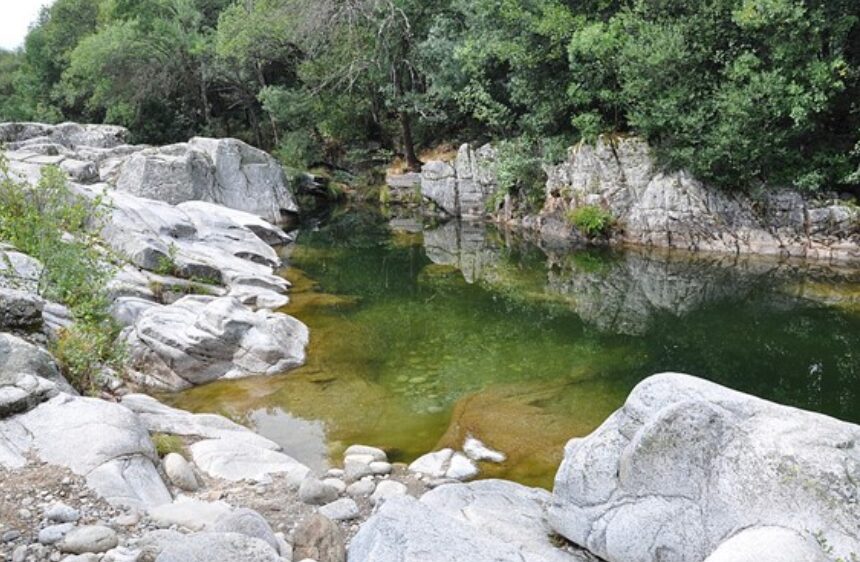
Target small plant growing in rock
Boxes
[152,433,186,458]
[154,242,180,276]
[567,204,614,237]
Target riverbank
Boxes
[2,123,859,562]
[414,137,860,264]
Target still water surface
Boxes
[168,208,860,488]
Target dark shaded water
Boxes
[170,207,860,488]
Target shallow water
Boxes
[168,207,860,488]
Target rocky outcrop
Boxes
[2,121,309,390]
[120,295,308,390]
[549,372,860,562]
[542,137,859,262]
[0,393,172,510]
[115,137,298,224]
[421,143,498,218]
[349,480,596,562]
[420,137,859,263]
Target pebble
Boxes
[2,530,21,542]
[45,502,81,523]
[163,453,199,492]
[11,546,26,562]
[17,508,31,520]
[321,478,346,494]
[39,523,76,545]
[343,458,374,482]
[370,480,408,506]
[343,445,387,462]
[298,477,340,506]
[318,498,359,522]
[59,525,118,554]
[346,478,375,498]
[325,468,344,479]
[369,461,392,475]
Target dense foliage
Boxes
[1,0,858,192]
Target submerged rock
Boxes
[549,372,860,562]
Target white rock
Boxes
[370,480,408,506]
[59,525,118,554]
[463,436,506,463]
[549,373,860,562]
[343,445,387,462]
[298,477,340,506]
[321,478,346,494]
[369,461,392,475]
[346,479,376,498]
[408,449,477,481]
[147,497,232,532]
[704,527,829,562]
[163,453,199,491]
[44,503,80,523]
[189,436,309,485]
[319,498,360,522]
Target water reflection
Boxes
[168,209,860,488]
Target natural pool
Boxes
[168,207,860,488]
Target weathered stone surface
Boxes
[318,498,359,521]
[408,449,478,481]
[549,372,860,562]
[115,137,298,224]
[542,137,860,262]
[147,497,232,532]
[163,453,199,491]
[293,514,346,562]
[0,122,128,149]
[0,287,44,330]
[121,295,308,390]
[189,436,309,484]
[463,435,506,463]
[350,483,594,562]
[420,143,498,218]
[703,527,829,562]
[59,525,119,554]
[369,480,407,506]
[299,477,340,505]
[0,249,43,293]
[153,531,281,562]
[0,394,171,509]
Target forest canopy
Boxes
[1,0,858,193]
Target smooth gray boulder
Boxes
[350,483,594,562]
[115,137,298,224]
[163,453,199,491]
[59,525,119,554]
[549,372,860,562]
[703,527,830,562]
[121,295,308,390]
[0,394,171,509]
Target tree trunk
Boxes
[399,110,420,172]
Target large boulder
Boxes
[0,394,171,509]
[549,373,860,562]
[121,393,310,484]
[121,295,308,390]
[114,137,298,224]
[349,480,595,562]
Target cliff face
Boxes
[543,137,859,262]
[420,137,860,263]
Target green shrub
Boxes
[567,205,614,237]
[0,157,122,393]
[494,138,547,213]
[154,242,179,276]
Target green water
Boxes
[169,207,860,488]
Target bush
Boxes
[493,138,548,213]
[0,157,122,393]
[567,205,614,237]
